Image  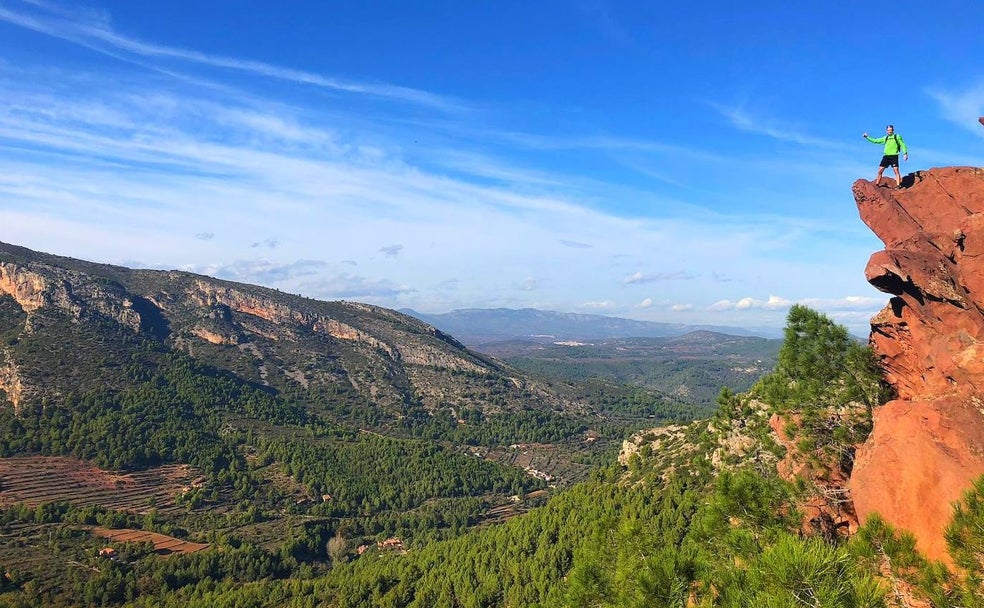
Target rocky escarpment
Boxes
[850,166,984,562]
[0,261,143,332]
[0,241,581,418]
[187,281,486,373]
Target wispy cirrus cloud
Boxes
[0,64,878,333]
[0,1,889,337]
[623,270,697,285]
[301,273,415,299]
[0,0,460,111]
[192,258,328,284]
[498,130,724,162]
[927,82,984,135]
[709,101,846,149]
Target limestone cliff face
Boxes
[187,281,486,374]
[0,241,574,418]
[850,167,984,562]
[0,356,25,411]
[0,261,142,332]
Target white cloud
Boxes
[764,295,792,309]
[705,295,884,332]
[300,273,415,299]
[0,2,458,110]
[0,3,892,336]
[709,102,847,150]
[379,244,404,258]
[670,303,693,311]
[0,73,877,330]
[190,259,327,284]
[623,270,696,285]
[579,300,618,311]
[927,82,984,134]
[799,296,887,311]
[709,295,791,311]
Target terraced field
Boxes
[0,456,206,514]
[92,528,209,555]
[474,442,597,485]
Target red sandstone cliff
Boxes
[850,166,984,563]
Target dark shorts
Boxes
[880,155,899,168]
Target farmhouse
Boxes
[377,538,406,553]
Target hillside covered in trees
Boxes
[0,242,715,605]
[488,331,781,414]
[5,285,984,606]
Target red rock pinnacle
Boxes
[850,167,984,563]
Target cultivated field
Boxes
[92,527,209,555]
[0,455,206,514]
[476,442,595,485]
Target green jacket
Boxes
[867,133,907,155]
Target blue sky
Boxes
[1,1,983,335]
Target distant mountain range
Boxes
[401,307,783,346]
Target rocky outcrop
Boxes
[850,167,984,562]
[0,356,25,411]
[0,261,142,332]
[188,280,487,374]
[770,414,858,539]
[190,281,396,355]
[0,263,48,312]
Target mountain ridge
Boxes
[401,307,781,345]
[0,240,590,423]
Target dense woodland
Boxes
[502,335,779,411]
[3,305,984,606]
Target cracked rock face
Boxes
[0,240,581,422]
[850,167,984,562]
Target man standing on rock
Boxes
[863,125,908,188]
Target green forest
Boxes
[501,334,780,412]
[2,306,984,606]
